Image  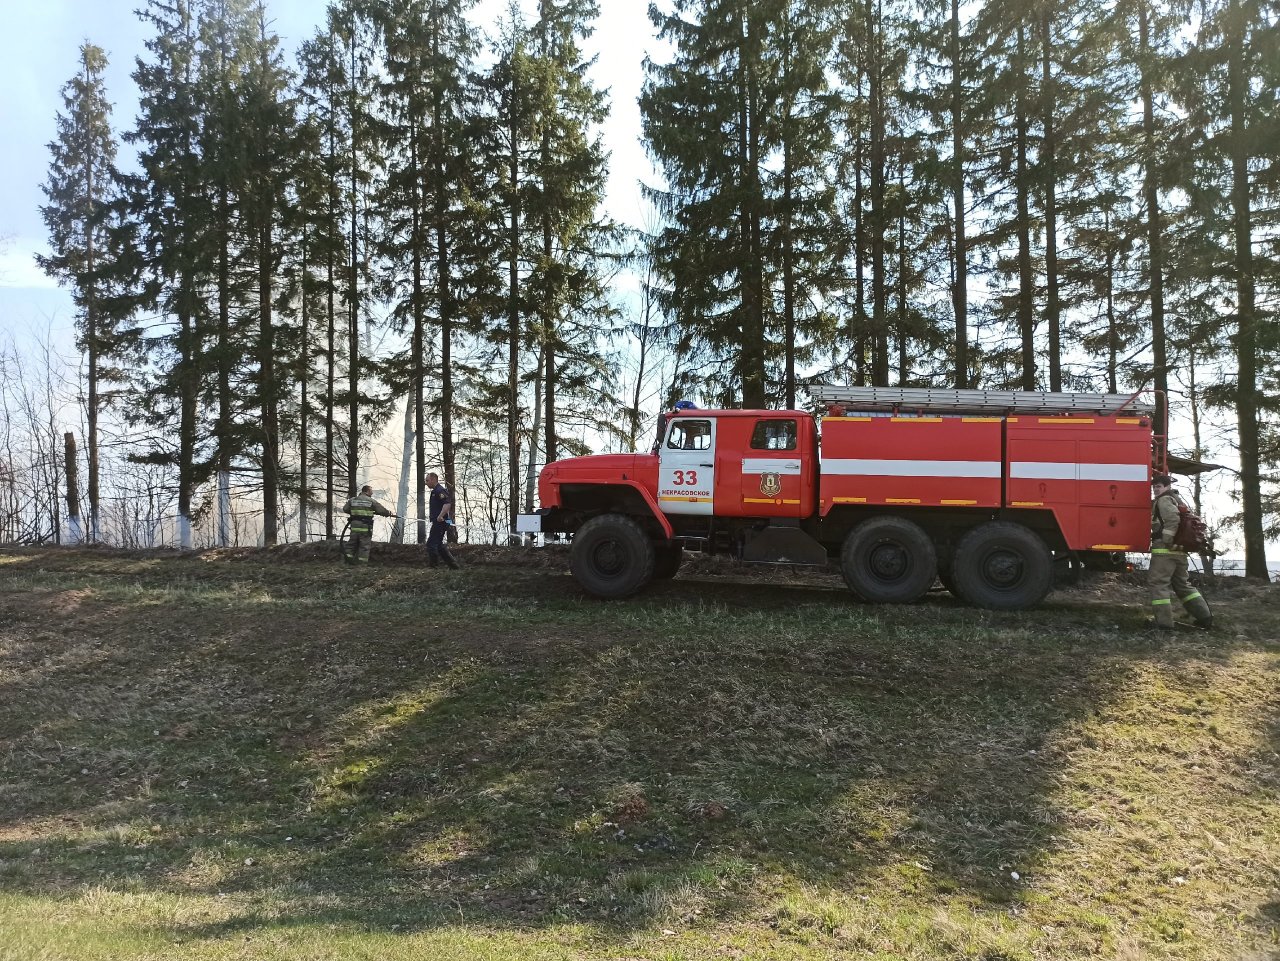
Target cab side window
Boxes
[667,419,712,451]
[750,419,797,451]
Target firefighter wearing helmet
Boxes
[1148,473,1212,631]
[342,484,395,565]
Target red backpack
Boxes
[1172,499,1214,555]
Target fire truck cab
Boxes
[516,387,1158,610]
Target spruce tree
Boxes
[527,0,620,465]
[1179,0,1279,576]
[127,0,214,549]
[297,21,353,537]
[641,0,774,407]
[240,4,297,545]
[769,0,843,405]
[1119,0,1185,432]
[38,42,129,543]
[486,2,541,534]
[974,0,1040,389]
[197,0,257,545]
[374,0,483,540]
[339,1,382,500]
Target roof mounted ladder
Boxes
[806,385,1155,417]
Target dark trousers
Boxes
[427,522,457,568]
[346,527,372,564]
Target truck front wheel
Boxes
[840,517,937,603]
[570,514,656,599]
[951,522,1053,610]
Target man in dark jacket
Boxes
[427,472,460,570]
[1148,473,1212,630]
[342,485,394,565]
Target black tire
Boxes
[840,517,938,604]
[951,522,1053,610]
[653,544,683,580]
[570,514,656,599]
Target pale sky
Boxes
[0,0,656,335]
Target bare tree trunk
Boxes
[1041,4,1061,392]
[260,218,279,546]
[507,78,522,540]
[1138,0,1169,435]
[346,28,360,500]
[64,432,82,543]
[432,20,456,539]
[868,0,888,387]
[780,16,796,409]
[526,346,543,514]
[394,392,413,544]
[299,237,310,543]
[541,126,559,465]
[1187,343,1214,576]
[738,7,767,408]
[627,250,656,451]
[1104,211,1118,393]
[897,163,908,385]
[326,121,338,538]
[411,135,428,545]
[217,181,232,547]
[1015,21,1035,391]
[1227,0,1266,578]
[950,0,968,389]
[177,299,197,549]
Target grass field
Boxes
[1,544,1278,961]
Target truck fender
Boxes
[617,480,674,539]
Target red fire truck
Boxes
[515,386,1159,609]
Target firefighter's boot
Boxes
[1151,598,1176,630]
[1182,592,1213,629]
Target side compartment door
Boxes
[658,417,716,516]
[738,417,806,518]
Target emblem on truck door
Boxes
[759,472,782,497]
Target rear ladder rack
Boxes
[807,385,1155,417]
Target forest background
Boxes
[0,0,1276,577]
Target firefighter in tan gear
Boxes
[341,485,395,565]
[1148,473,1213,630]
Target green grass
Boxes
[1,545,1278,960]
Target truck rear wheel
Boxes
[951,522,1052,610]
[570,513,656,599]
[840,517,937,604]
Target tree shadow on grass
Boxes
[0,551,1274,949]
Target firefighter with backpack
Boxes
[341,485,396,565]
[1148,473,1213,631]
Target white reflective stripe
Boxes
[1080,463,1148,481]
[821,458,1001,478]
[742,458,802,475]
[1011,462,1148,482]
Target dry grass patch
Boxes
[1,546,1277,960]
